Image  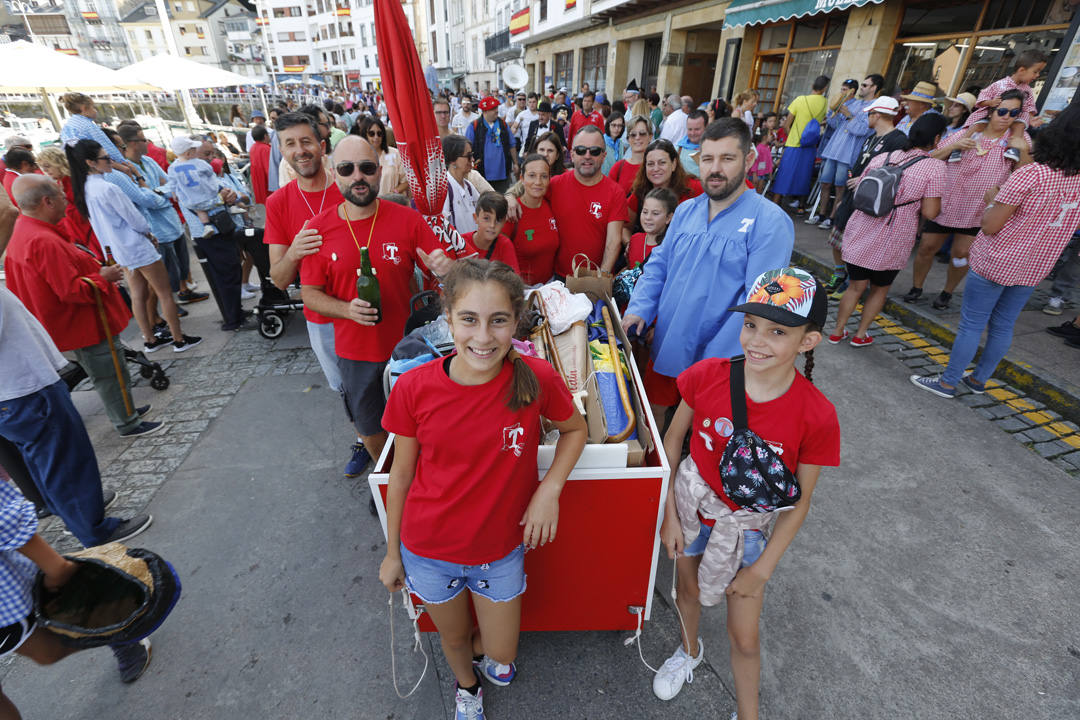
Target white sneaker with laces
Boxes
[804,214,821,224]
[241,287,257,300]
[1043,296,1064,316]
[454,684,485,720]
[818,217,832,229]
[652,638,704,700]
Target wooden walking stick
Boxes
[79,277,134,417]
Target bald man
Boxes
[300,136,447,474]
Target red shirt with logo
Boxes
[460,231,521,273]
[548,172,628,277]
[504,198,560,285]
[299,200,439,362]
[568,109,605,144]
[383,354,575,564]
[264,178,344,323]
[677,358,840,513]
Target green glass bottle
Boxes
[355,247,381,324]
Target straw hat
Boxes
[901,81,939,104]
[945,92,977,112]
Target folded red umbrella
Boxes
[374,0,466,260]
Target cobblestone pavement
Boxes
[39,329,326,553]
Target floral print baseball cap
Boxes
[729,267,827,328]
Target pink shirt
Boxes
[934,129,1030,230]
[970,163,1080,287]
[965,76,1037,127]
[842,149,946,271]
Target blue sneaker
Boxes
[909,374,956,398]
[474,655,516,686]
[961,373,986,394]
[343,442,371,478]
[112,638,152,683]
[454,681,485,719]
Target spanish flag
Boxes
[81,11,99,19]
[566,0,576,8]
[255,17,268,25]
[283,65,306,73]
[509,7,529,35]
[336,7,351,15]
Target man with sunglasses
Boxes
[300,136,446,486]
[466,96,519,193]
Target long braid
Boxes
[803,348,816,384]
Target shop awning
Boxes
[724,0,883,28]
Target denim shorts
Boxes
[683,523,766,568]
[400,542,527,605]
[819,158,850,187]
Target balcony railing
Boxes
[484,29,520,60]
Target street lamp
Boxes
[11,1,38,43]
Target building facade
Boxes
[508,0,1075,116]
[119,1,245,73]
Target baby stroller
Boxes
[235,227,305,339]
[382,291,456,396]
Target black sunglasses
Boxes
[573,146,604,157]
[96,155,111,162]
[367,130,384,136]
[336,160,379,177]
[993,107,1022,118]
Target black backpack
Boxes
[851,151,928,220]
[718,357,801,513]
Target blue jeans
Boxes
[400,542,526,604]
[0,380,118,546]
[942,270,1035,386]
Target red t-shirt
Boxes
[568,110,605,144]
[504,198,560,285]
[626,232,658,269]
[264,178,344,323]
[383,354,575,564]
[299,199,439,362]
[677,358,841,513]
[627,177,703,214]
[608,159,640,196]
[460,231,520,273]
[548,172,627,277]
[249,141,272,205]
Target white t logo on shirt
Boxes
[589,202,603,219]
[738,218,755,233]
[383,243,401,264]
[502,423,525,457]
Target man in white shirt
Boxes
[659,94,690,145]
[512,93,539,152]
[450,97,478,135]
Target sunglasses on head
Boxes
[573,146,604,157]
[994,107,1022,118]
[336,160,379,176]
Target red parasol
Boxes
[374,0,464,257]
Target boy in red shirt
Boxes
[459,191,520,273]
[567,91,605,144]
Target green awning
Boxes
[724,0,883,28]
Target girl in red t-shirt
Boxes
[380,259,586,718]
[651,267,841,720]
[626,187,677,269]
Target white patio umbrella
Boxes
[0,41,153,130]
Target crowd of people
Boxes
[0,54,1078,720]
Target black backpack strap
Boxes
[729,356,748,430]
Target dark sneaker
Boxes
[120,421,167,438]
[961,374,986,394]
[152,321,172,339]
[177,290,209,305]
[902,286,923,303]
[344,442,372,478]
[1067,337,1080,349]
[1047,320,1080,341]
[143,337,171,353]
[223,316,258,332]
[909,374,956,398]
[136,404,152,418]
[105,514,153,544]
[931,291,952,310]
[173,335,203,353]
[104,490,118,510]
[112,638,152,683]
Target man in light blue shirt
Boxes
[624,118,793,419]
[809,75,880,228]
[677,110,708,177]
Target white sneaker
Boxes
[1043,296,1064,315]
[242,283,260,293]
[241,287,257,300]
[804,214,820,224]
[818,217,832,229]
[454,684,485,720]
[787,200,800,209]
[652,638,704,700]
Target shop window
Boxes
[980,0,1060,30]
[555,50,573,90]
[897,0,982,39]
[959,31,1065,96]
[885,38,966,97]
[792,17,826,49]
[822,16,846,46]
[582,44,607,93]
[759,25,790,51]
[778,49,838,109]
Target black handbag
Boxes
[718,357,802,513]
[208,209,236,236]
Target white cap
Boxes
[170,136,201,155]
[864,96,900,116]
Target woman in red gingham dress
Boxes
[905,89,1032,310]
[911,103,1080,399]
[829,114,948,347]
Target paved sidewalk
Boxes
[790,218,1080,424]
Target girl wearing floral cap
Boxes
[652,267,841,720]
